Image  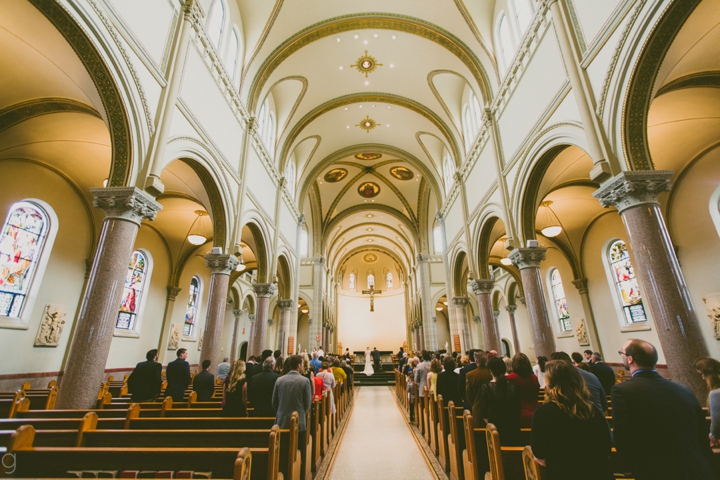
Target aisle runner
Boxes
[327,387,435,480]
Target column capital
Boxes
[470,279,494,295]
[253,283,276,297]
[452,296,469,307]
[248,314,256,322]
[204,253,239,275]
[435,211,445,223]
[509,247,546,269]
[309,256,326,266]
[91,187,162,225]
[493,310,501,320]
[416,253,432,263]
[572,278,589,294]
[232,309,242,318]
[166,286,182,302]
[297,214,306,226]
[473,315,481,324]
[267,318,274,326]
[505,304,517,314]
[278,298,294,310]
[593,171,672,214]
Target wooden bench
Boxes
[462,412,528,480]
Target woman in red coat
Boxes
[507,353,539,427]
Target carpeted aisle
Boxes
[327,386,436,480]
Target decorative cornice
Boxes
[592,171,672,213]
[572,278,589,294]
[167,286,182,302]
[248,314,256,322]
[232,309,242,317]
[473,315,481,324]
[452,296,469,307]
[470,279,494,295]
[204,253,239,275]
[505,304,517,314]
[278,299,294,309]
[253,283,277,297]
[91,187,162,225]
[509,247,547,270]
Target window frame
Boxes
[225,27,240,81]
[547,267,572,333]
[113,248,153,338]
[183,276,203,340]
[348,272,356,291]
[604,239,649,329]
[496,12,516,75]
[510,0,534,36]
[206,0,226,51]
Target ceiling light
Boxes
[500,257,513,266]
[337,38,341,42]
[366,214,374,218]
[359,105,362,108]
[346,126,350,128]
[102,178,108,187]
[442,301,448,306]
[235,251,246,271]
[436,306,443,311]
[390,64,394,68]
[364,81,369,85]
[339,66,343,70]
[345,107,348,110]
[366,228,374,232]
[363,40,368,45]
[187,210,209,245]
[367,239,373,242]
[374,34,378,38]
[354,34,359,39]
[539,200,562,238]
[392,35,396,40]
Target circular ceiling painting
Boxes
[324,168,348,183]
[358,182,380,198]
[389,166,414,181]
[355,153,382,161]
[363,253,379,264]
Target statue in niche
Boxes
[34,305,66,347]
[576,319,589,346]
[168,324,180,350]
[445,341,449,352]
[198,335,203,351]
[702,296,720,339]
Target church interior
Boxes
[1,0,720,477]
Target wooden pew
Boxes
[423,386,432,444]
[428,389,438,456]
[485,423,524,480]
[0,392,23,419]
[522,445,545,480]
[436,395,451,473]
[446,401,466,480]
[461,412,529,480]
[3,424,274,480]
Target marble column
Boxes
[452,297,471,353]
[276,299,294,355]
[594,171,709,397]
[57,187,161,409]
[200,254,238,374]
[246,314,256,358]
[417,254,438,351]
[418,325,425,351]
[571,278,603,355]
[249,283,276,358]
[509,248,556,359]
[230,309,242,362]
[505,304,521,355]
[471,279,501,352]
[310,257,326,350]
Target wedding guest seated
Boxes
[249,357,279,417]
[589,352,616,395]
[436,356,461,406]
[222,360,248,417]
[695,356,720,446]
[479,357,521,445]
[192,359,215,401]
[507,353,539,427]
[531,360,613,480]
[572,352,591,372]
[427,358,442,400]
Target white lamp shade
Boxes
[541,225,562,237]
[500,257,513,266]
[235,263,246,272]
[187,234,207,245]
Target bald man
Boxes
[611,339,714,480]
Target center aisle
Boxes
[327,386,436,480]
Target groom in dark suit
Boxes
[165,348,191,401]
[127,349,162,402]
[371,347,381,372]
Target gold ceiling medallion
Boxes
[363,253,379,264]
[324,168,348,183]
[351,51,383,77]
[355,153,382,160]
[356,115,381,133]
[358,182,381,198]
[389,166,414,181]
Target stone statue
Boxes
[445,341,449,352]
[34,305,66,347]
[702,297,720,339]
[576,319,589,346]
[168,324,180,350]
[198,334,203,351]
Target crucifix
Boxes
[361,288,382,312]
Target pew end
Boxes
[235,447,252,480]
[522,446,545,480]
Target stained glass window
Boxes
[498,14,515,74]
[207,0,225,50]
[512,0,533,34]
[116,250,148,331]
[443,152,455,191]
[386,272,393,290]
[184,276,200,337]
[550,268,571,332]
[349,273,356,290]
[0,202,48,317]
[608,240,647,324]
[367,273,375,289]
[225,29,239,80]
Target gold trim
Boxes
[350,50,383,77]
[356,115,381,132]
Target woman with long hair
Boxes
[427,358,443,400]
[507,353,540,427]
[317,361,336,414]
[222,360,248,417]
[531,360,612,479]
[533,356,548,388]
[695,356,720,445]
[479,357,521,445]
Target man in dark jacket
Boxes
[127,349,162,402]
[249,357,279,416]
[589,352,616,396]
[248,349,273,383]
[165,348,191,401]
[457,349,477,410]
[612,339,715,480]
[371,347,381,372]
[192,359,215,401]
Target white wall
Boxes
[337,289,407,352]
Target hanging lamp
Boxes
[539,201,562,238]
[187,210,209,245]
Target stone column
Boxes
[57,187,161,409]
[249,283,276,358]
[230,309,242,362]
[571,278,603,355]
[594,171,709,397]
[246,314,255,358]
[200,254,238,374]
[509,248,556,359]
[310,257,326,350]
[452,297,471,353]
[505,305,521,355]
[471,279,501,352]
[276,299,293,354]
[157,286,182,365]
[493,310,502,353]
[417,255,439,350]
[418,325,425,351]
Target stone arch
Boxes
[451,249,469,297]
[241,219,271,284]
[276,254,293,299]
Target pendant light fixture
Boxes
[539,200,563,238]
[187,210,209,245]
[500,257,513,266]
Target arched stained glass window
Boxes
[225,29,239,80]
[608,240,647,324]
[433,225,444,254]
[207,0,225,50]
[386,272,393,290]
[257,101,268,140]
[443,152,456,191]
[367,273,375,290]
[184,276,200,337]
[511,0,533,34]
[285,161,296,196]
[116,250,148,331]
[470,93,482,132]
[0,202,48,317]
[266,114,276,156]
[498,14,515,74]
[349,273,356,290]
[549,268,571,332]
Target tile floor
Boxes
[327,386,435,480]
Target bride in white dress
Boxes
[363,347,374,376]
